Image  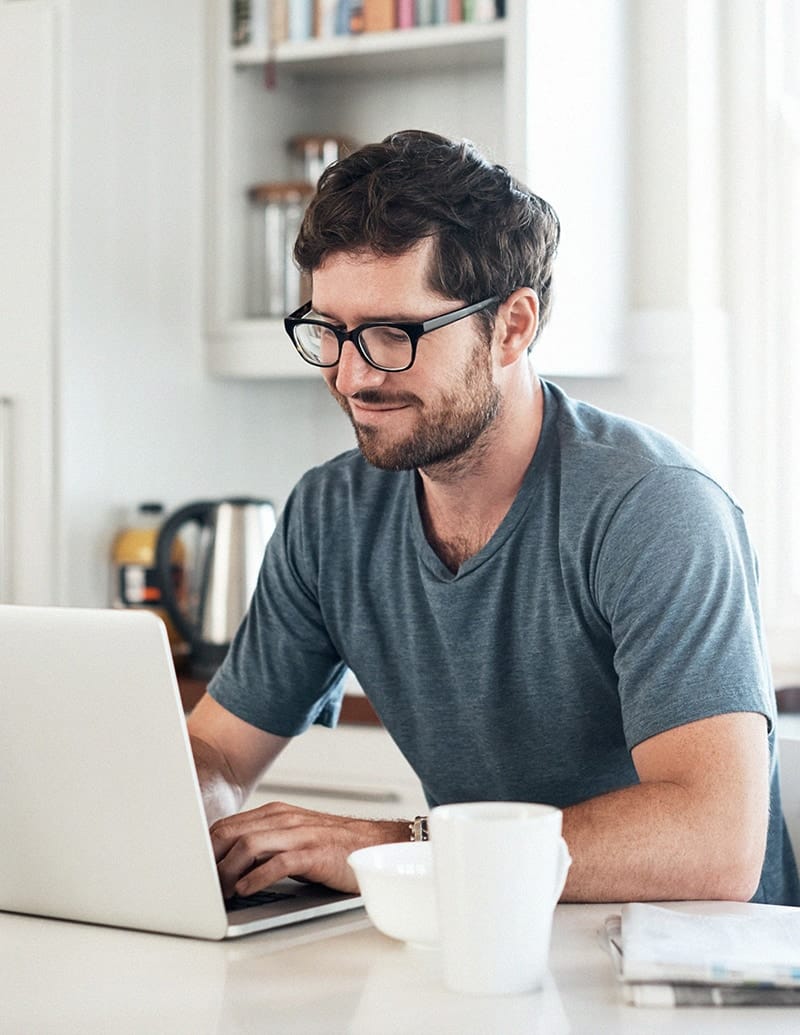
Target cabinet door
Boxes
[245,724,428,820]
[0,1,57,603]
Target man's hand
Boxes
[210,801,409,897]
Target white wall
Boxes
[58,0,355,606]
[0,3,58,606]
[550,0,731,486]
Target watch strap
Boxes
[409,815,429,842]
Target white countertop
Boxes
[3,901,799,1033]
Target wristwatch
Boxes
[409,815,429,842]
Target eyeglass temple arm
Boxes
[421,296,501,333]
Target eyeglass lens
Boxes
[294,321,414,371]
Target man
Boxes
[188,130,799,906]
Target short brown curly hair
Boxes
[294,129,560,344]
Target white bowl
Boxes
[347,841,438,947]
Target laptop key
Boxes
[225,887,296,911]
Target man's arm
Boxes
[187,692,290,825]
[187,692,409,896]
[560,711,770,902]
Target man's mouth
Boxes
[350,390,419,408]
[348,402,409,426]
[346,391,420,420]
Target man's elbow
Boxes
[703,824,766,902]
[709,863,762,902]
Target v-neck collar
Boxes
[407,381,557,582]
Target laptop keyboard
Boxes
[224,887,296,912]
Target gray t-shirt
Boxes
[210,379,799,905]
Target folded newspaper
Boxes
[605,902,800,1007]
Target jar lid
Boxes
[247,181,316,204]
[287,134,357,156]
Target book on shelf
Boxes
[316,1,364,37]
[462,0,498,22]
[396,0,414,28]
[231,0,270,47]
[288,0,314,40]
[233,0,503,45]
[363,0,395,33]
[414,1,435,27]
[231,0,249,45]
[604,903,800,1008]
[271,1,289,45]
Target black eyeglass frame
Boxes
[283,295,502,372]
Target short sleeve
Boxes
[593,466,774,749]
[208,480,346,737]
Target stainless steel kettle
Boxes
[155,497,276,680]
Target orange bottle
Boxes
[111,502,186,657]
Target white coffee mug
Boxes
[429,801,571,996]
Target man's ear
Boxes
[494,289,539,367]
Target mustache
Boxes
[350,389,422,407]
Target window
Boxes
[725,0,800,682]
[767,0,799,607]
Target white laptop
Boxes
[0,604,362,939]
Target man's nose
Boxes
[334,339,387,396]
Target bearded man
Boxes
[188,130,799,908]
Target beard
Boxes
[329,340,502,472]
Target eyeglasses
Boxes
[283,296,501,372]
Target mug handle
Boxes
[553,837,572,904]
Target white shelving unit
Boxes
[205,0,628,380]
[232,19,507,74]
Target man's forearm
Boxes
[190,733,247,826]
[560,779,766,903]
[186,692,290,827]
[560,712,769,903]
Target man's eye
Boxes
[367,327,410,346]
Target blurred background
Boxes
[1,0,798,685]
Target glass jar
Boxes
[287,134,357,186]
[247,181,314,318]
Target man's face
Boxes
[313,242,502,472]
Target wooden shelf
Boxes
[777,686,800,714]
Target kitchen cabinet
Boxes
[245,722,429,822]
[177,665,421,817]
[204,0,629,381]
[0,1,57,605]
[179,673,424,820]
